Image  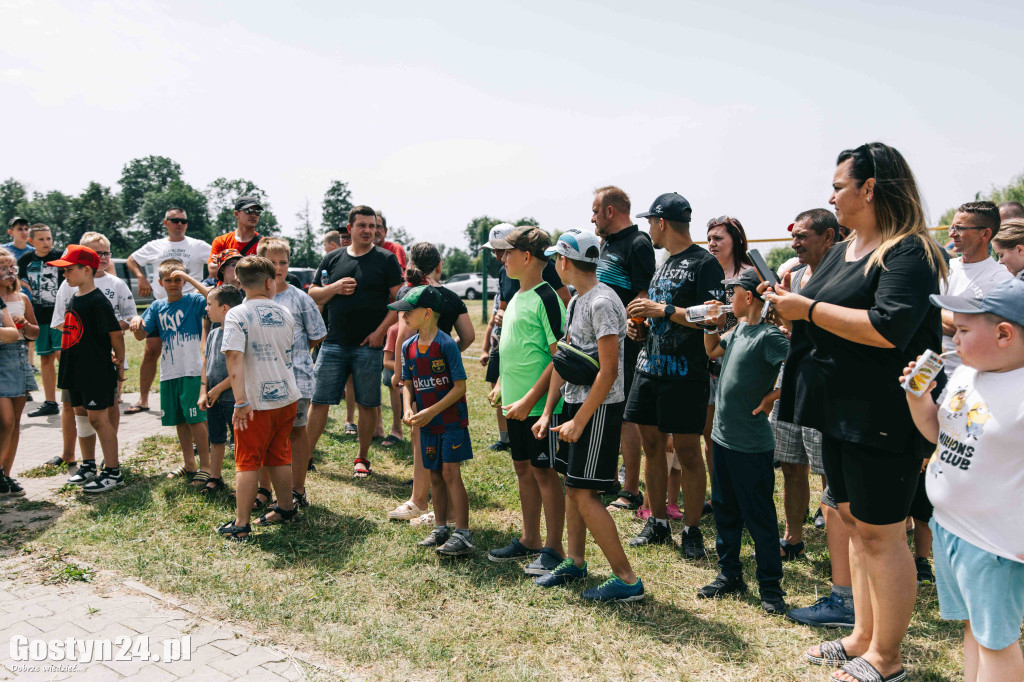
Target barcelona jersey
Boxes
[401,330,469,435]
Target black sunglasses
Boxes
[707,215,739,229]
[167,218,189,225]
[242,208,263,216]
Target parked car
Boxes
[113,258,154,309]
[442,273,498,300]
[289,267,316,291]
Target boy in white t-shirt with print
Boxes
[217,256,301,541]
[904,278,1024,682]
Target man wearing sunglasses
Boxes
[209,196,264,268]
[124,207,212,414]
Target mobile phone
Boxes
[747,249,779,288]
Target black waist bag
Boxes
[551,298,600,385]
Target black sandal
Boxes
[189,471,211,487]
[780,539,806,561]
[199,477,226,496]
[217,520,251,542]
[608,490,643,510]
[228,486,273,510]
[254,505,300,526]
[353,458,372,478]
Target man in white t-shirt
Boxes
[941,201,1013,377]
[124,207,212,413]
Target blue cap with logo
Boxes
[544,228,602,264]
[636,192,692,222]
[930,277,1024,327]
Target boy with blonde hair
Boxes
[128,260,210,485]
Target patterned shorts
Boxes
[771,415,825,475]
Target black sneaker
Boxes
[28,401,59,418]
[82,468,123,494]
[487,538,541,562]
[701,501,713,517]
[45,455,72,467]
[487,440,511,451]
[680,526,709,560]
[916,557,935,585]
[67,462,97,486]
[418,526,451,548]
[5,477,25,497]
[697,573,747,599]
[761,589,788,615]
[0,476,9,495]
[628,518,671,547]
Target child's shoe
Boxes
[67,461,97,486]
[83,468,123,494]
[418,526,451,548]
[437,531,474,557]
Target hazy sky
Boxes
[3,0,1022,248]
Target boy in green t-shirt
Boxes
[486,226,567,577]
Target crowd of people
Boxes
[2,141,1023,682]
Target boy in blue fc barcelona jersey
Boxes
[392,285,474,557]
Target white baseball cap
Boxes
[543,228,602,264]
[483,223,516,250]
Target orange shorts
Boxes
[234,402,298,472]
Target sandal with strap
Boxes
[780,539,806,561]
[189,471,212,487]
[253,505,301,526]
[608,490,643,510]
[199,477,226,496]
[166,466,197,480]
[833,657,906,682]
[807,639,852,667]
[343,422,358,436]
[353,458,372,478]
[229,486,273,510]
[217,520,251,542]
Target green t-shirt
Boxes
[498,281,566,417]
[712,321,790,453]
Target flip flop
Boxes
[124,405,150,415]
[343,423,358,436]
[380,435,403,448]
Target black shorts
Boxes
[66,383,117,411]
[624,373,709,434]
[821,433,921,526]
[554,401,624,494]
[908,470,933,522]
[623,337,641,401]
[485,346,500,385]
[507,412,564,469]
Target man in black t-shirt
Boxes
[623,193,724,558]
[591,186,655,513]
[308,205,403,476]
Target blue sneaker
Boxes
[581,576,645,603]
[524,548,564,576]
[488,538,541,563]
[535,559,587,587]
[786,593,855,628]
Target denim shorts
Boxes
[312,343,383,408]
[931,517,1024,650]
[0,343,33,398]
[207,399,234,445]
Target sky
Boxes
[2,0,1023,249]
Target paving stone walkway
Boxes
[0,393,344,681]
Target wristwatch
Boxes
[663,303,676,318]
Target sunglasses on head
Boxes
[167,218,188,225]
[707,216,738,229]
[242,207,262,216]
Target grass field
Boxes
[20,300,964,680]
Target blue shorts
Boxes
[206,400,234,445]
[419,429,473,471]
[931,518,1024,650]
[311,343,383,408]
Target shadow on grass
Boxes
[0,497,65,551]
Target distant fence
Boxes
[694,226,950,248]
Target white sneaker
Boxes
[67,463,97,486]
[82,469,123,494]
[388,501,429,521]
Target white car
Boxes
[443,273,499,300]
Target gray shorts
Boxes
[771,416,825,475]
[293,398,310,428]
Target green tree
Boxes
[119,156,182,219]
[439,245,473,279]
[67,183,127,252]
[205,177,279,237]
[322,180,353,233]
[387,225,414,246]
[21,190,74,246]
[463,215,539,258]
[988,172,1024,206]
[0,178,29,227]
[133,180,212,251]
[290,200,320,268]
[766,246,797,272]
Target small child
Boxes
[49,245,125,493]
[486,226,567,576]
[532,229,645,602]
[253,238,326,519]
[217,256,301,541]
[700,268,790,614]
[391,285,473,556]
[128,260,210,485]
[19,224,63,417]
[0,250,36,496]
[196,285,244,495]
[905,278,1024,681]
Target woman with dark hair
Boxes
[767,143,946,682]
[386,242,476,525]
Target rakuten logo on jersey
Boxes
[413,375,451,391]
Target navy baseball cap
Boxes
[636,192,692,222]
[930,277,1024,327]
[234,195,263,212]
[723,268,771,301]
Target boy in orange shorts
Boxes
[217,256,301,541]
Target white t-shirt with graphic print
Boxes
[220,298,300,411]
[129,236,211,299]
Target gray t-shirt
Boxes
[562,282,626,405]
[205,326,234,404]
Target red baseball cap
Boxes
[47,244,100,269]
[786,222,795,232]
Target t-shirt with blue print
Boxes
[141,293,206,381]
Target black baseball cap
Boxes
[636,192,692,222]
[388,285,443,312]
[7,216,28,228]
[723,268,771,301]
[234,196,263,212]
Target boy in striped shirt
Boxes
[392,285,473,556]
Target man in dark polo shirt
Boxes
[592,186,655,513]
